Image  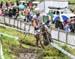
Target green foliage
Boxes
[0,26,73,59]
[43,48,60,56]
[0,0,75,4]
[43,47,71,59]
[1,36,19,59]
[69,0,75,4]
[0,26,36,59]
[62,45,75,55]
[0,34,36,59]
[0,0,16,3]
[0,26,36,44]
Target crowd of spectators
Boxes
[54,17,75,33]
[0,1,75,33]
[0,1,34,22]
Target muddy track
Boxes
[10,47,43,59]
[9,40,43,59]
[19,40,41,48]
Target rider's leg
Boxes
[48,33,53,43]
[45,26,53,43]
[43,33,49,46]
[40,40,44,48]
[39,34,44,48]
[35,34,39,46]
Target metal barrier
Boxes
[51,28,75,46]
[0,16,75,47]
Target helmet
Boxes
[34,8,40,14]
[36,11,40,14]
[35,8,40,11]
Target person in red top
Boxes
[1,9,4,16]
[29,1,32,9]
[26,9,32,22]
[7,1,11,7]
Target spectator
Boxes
[12,7,16,18]
[29,1,32,9]
[23,2,25,6]
[15,8,19,19]
[30,8,34,16]
[1,1,3,8]
[5,8,9,16]
[26,9,32,22]
[27,3,29,7]
[27,11,30,22]
[55,19,63,30]
[69,19,75,32]
[7,1,11,7]
[6,2,8,8]
[16,0,19,6]
[9,9,13,17]
[1,9,4,16]
[64,21,70,32]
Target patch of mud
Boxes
[11,47,43,59]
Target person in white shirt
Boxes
[32,10,44,48]
[32,10,53,48]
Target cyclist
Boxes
[32,10,53,48]
[32,10,44,48]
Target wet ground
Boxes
[11,47,43,59]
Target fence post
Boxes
[58,29,60,41]
[17,19,19,29]
[13,19,15,27]
[24,22,27,36]
[4,16,5,24]
[28,24,31,34]
[9,17,10,26]
[20,21,21,30]
[24,22,26,31]
[66,32,68,44]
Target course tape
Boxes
[51,43,75,59]
[0,32,19,40]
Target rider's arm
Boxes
[48,16,51,21]
[44,25,50,33]
[32,15,38,27]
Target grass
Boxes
[55,41,75,56]
[1,36,20,59]
[43,46,71,59]
[62,45,75,56]
[0,26,73,59]
[69,0,75,4]
[0,26,37,59]
[0,26,36,44]
[1,34,37,59]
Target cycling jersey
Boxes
[32,14,51,34]
[33,14,43,26]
